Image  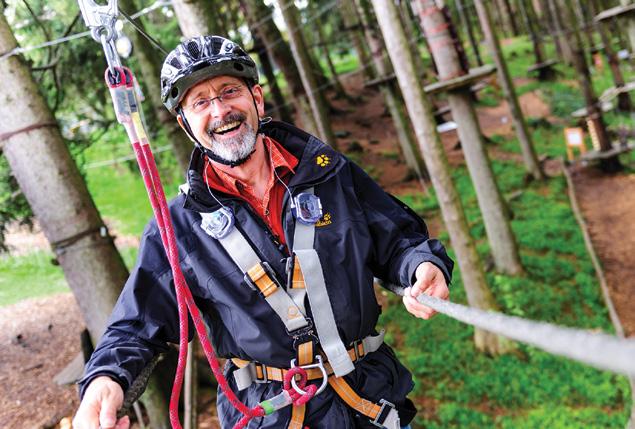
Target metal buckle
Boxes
[351,339,364,361]
[254,363,269,384]
[289,355,329,396]
[244,261,283,292]
[371,399,397,428]
[293,193,323,225]
[200,207,234,240]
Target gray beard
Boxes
[206,121,257,163]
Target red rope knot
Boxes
[283,366,318,406]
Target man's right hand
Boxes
[73,376,129,429]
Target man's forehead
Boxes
[185,76,243,99]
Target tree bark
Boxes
[172,0,219,37]
[411,0,524,275]
[371,0,513,355]
[279,0,338,147]
[241,0,317,132]
[474,0,545,180]
[120,0,192,172]
[621,0,635,55]
[355,0,429,185]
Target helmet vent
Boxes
[212,38,223,54]
[171,87,179,98]
[186,41,200,59]
[170,58,182,69]
[234,63,244,72]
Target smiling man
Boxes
[73,35,454,429]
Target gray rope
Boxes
[116,355,161,419]
[393,285,635,377]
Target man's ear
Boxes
[251,84,266,118]
[177,114,197,143]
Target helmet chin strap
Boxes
[176,84,271,169]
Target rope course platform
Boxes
[580,142,635,162]
[599,81,635,104]
[527,59,558,74]
[595,3,635,22]
[423,64,496,95]
[571,101,615,118]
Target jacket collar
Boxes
[183,121,343,212]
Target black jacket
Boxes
[80,121,454,428]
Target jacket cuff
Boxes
[78,366,130,399]
[404,254,452,288]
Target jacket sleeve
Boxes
[349,162,454,288]
[78,220,186,398]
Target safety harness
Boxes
[201,187,401,429]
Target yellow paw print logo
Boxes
[316,154,330,167]
[323,213,331,222]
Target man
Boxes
[74,35,453,429]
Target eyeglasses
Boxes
[184,85,245,114]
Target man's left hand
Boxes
[403,262,449,320]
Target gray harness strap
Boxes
[210,217,309,333]
[293,188,354,377]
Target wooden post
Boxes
[355,0,430,185]
[474,0,545,181]
[278,0,338,147]
[411,0,524,275]
[371,0,513,355]
[560,0,623,172]
[184,342,198,429]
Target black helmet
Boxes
[160,35,259,115]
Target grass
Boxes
[0,251,68,305]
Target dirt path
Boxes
[570,167,635,337]
[0,293,82,428]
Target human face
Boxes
[177,76,265,162]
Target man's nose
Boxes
[209,97,231,118]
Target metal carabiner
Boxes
[289,355,329,396]
[78,0,119,42]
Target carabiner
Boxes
[289,355,329,396]
[78,0,119,42]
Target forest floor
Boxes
[1,70,633,428]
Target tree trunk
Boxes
[279,0,338,147]
[339,0,375,80]
[172,0,219,37]
[250,33,294,122]
[548,0,575,64]
[355,0,430,185]
[371,0,513,355]
[560,0,623,172]
[501,0,520,36]
[120,0,192,172]
[310,4,349,100]
[474,0,545,180]
[411,0,524,275]
[455,0,484,67]
[241,0,317,132]
[0,10,174,428]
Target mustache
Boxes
[205,112,247,136]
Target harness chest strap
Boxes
[292,187,354,377]
[213,220,309,333]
